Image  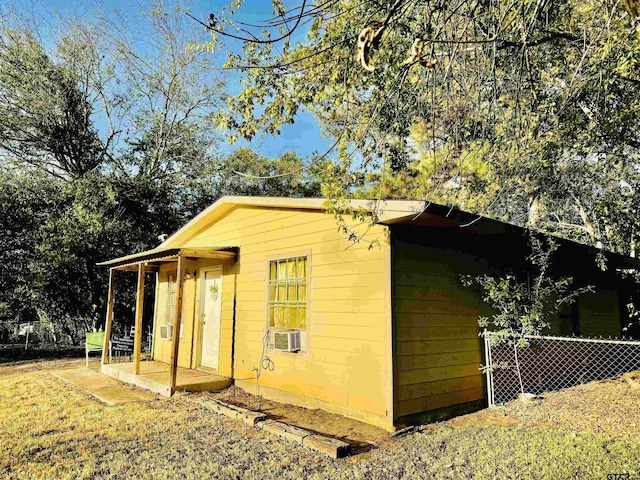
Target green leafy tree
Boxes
[211,148,323,198]
[0,167,53,335]
[194,0,640,330]
[0,2,328,342]
[193,0,640,256]
[462,236,591,394]
[0,27,106,178]
[0,2,230,342]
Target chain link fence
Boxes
[483,331,640,405]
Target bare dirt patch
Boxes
[450,370,640,441]
[196,386,390,454]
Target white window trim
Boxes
[265,250,312,358]
[164,270,184,340]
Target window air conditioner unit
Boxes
[273,330,301,352]
[159,325,173,340]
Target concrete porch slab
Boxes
[102,360,232,397]
[51,367,156,405]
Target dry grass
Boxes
[0,358,90,378]
[0,373,337,479]
[451,371,640,441]
[0,345,88,378]
[1,365,640,479]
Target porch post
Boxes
[101,268,115,365]
[169,252,184,390]
[133,263,145,375]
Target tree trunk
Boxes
[528,192,542,229]
[572,195,601,248]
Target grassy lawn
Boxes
[1,369,639,479]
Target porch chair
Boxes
[128,326,154,354]
[85,331,111,367]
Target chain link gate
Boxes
[483,331,640,405]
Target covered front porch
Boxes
[102,360,232,397]
[97,246,237,396]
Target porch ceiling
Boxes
[97,246,238,271]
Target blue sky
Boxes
[19,0,331,160]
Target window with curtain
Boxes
[164,272,184,339]
[165,273,177,325]
[268,256,307,330]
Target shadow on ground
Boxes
[0,344,84,364]
[200,386,390,456]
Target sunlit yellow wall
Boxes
[152,258,236,373]
[181,206,393,428]
[152,260,196,368]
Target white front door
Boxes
[200,268,222,370]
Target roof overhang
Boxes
[97,195,640,272]
[97,247,238,271]
[381,202,640,270]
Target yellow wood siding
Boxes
[116,197,631,430]
[178,206,393,427]
[153,261,197,369]
[578,290,621,337]
[391,230,625,420]
[392,235,490,419]
[152,258,236,374]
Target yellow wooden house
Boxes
[97,196,639,430]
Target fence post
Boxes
[483,331,494,407]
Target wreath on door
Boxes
[209,284,219,301]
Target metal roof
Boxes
[97,247,238,270]
[97,196,640,270]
